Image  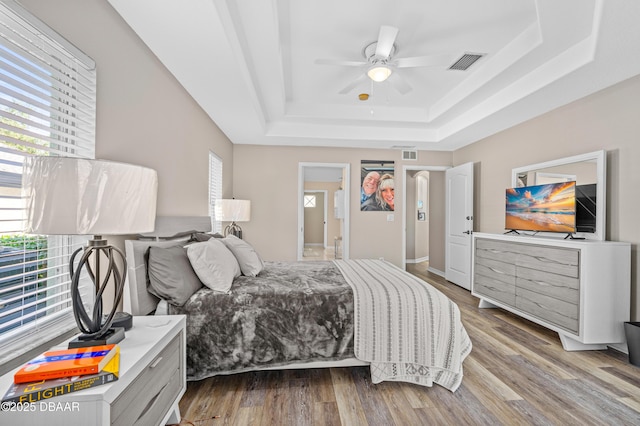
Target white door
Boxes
[445,162,474,289]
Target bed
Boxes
[123,217,472,392]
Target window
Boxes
[304,194,316,208]
[209,151,223,233]
[0,1,96,365]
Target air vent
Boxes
[448,53,484,71]
[402,149,418,161]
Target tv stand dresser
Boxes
[472,233,630,351]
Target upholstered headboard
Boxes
[123,216,211,315]
[137,215,212,240]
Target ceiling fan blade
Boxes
[315,58,367,67]
[388,72,412,95]
[338,74,368,94]
[375,25,399,58]
[394,54,457,69]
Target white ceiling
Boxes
[108,0,640,151]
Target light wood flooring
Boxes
[176,263,640,426]
[302,245,336,260]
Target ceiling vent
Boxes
[402,149,418,161]
[448,53,484,71]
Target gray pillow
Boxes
[147,245,203,306]
[220,235,264,277]
[186,239,241,293]
[189,232,224,242]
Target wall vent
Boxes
[402,149,418,161]
[449,53,484,71]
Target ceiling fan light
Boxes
[367,65,392,82]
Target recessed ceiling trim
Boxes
[109,0,640,151]
[429,22,543,121]
[436,33,600,145]
[266,120,440,143]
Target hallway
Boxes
[302,245,336,260]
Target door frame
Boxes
[298,162,350,261]
[401,165,449,269]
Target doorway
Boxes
[298,163,350,261]
[405,171,430,269]
[402,166,448,275]
[303,190,328,258]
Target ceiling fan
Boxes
[315,25,464,95]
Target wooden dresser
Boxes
[472,233,630,350]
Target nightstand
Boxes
[0,315,186,426]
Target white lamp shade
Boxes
[214,199,251,222]
[367,65,392,82]
[23,157,158,235]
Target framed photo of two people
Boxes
[360,160,395,211]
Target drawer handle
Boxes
[149,357,163,368]
[488,266,506,275]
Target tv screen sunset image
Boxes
[505,181,576,233]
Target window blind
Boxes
[0,1,96,365]
[209,151,223,233]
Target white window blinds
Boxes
[0,1,96,364]
[209,151,223,233]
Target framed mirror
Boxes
[511,150,606,241]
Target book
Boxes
[3,350,119,403]
[13,344,118,384]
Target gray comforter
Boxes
[168,261,355,380]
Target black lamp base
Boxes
[68,327,125,349]
[224,222,243,239]
[105,312,133,331]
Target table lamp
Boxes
[22,157,158,348]
[214,199,250,239]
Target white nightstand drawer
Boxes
[111,334,182,426]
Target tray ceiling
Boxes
[108,0,640,150]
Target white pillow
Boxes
[186,239,241,293]
[221,235,264,277]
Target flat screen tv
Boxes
[505,181,576,233]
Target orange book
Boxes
[4,350,120,403]
[14,344,118,384]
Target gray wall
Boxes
[20,0,235,217]
[233,145,453,266]
[20,0,235,310]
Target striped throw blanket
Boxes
[334,259,472,392]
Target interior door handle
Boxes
[463,230,473,235]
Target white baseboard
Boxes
[427,267,445,277]
[406,256,429,264]
[608,342,628,354]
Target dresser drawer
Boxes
[475,239,519,264]
[516,267,579,304]
[474,274,516,306]
[112,333,182,426]
[516,287,579,333]
[515,244,579,278]
[474,256,516,305]
[475,256,516,280]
